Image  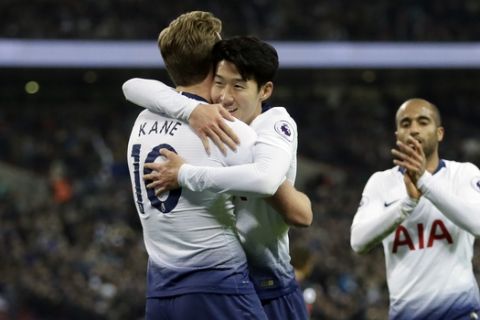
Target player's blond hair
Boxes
[158,11,222,86]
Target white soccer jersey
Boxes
[123,78,300,299]
[178,106,299,299]
[233,106,299,300]
[351,160,480,319]
[127,106,257,297]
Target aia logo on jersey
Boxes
[472,177,480,193]
[274,120,294,142]
[392,219,453,253]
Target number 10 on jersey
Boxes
[130,143,182,214]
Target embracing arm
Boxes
[122,78,198,121]
[122,78,238,154]
[179,109,297,197]
[179,140,291,197]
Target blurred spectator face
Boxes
[211,60,270,125]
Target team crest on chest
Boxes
[472,176,480,193]
[274,120,294,142]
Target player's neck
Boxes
[176,84,211,102]
[426,153,440,173]
[176,73,213,103]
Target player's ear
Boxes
[259,82,273,102]
[437,126,444,142]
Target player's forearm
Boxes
[178,140,291,197]
[265,181,312,227]
[122,78,198,121]
[178,162,286,197]
[350,197,417,253]
[418,172,480,237]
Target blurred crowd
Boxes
[1,0,480,40]
[0,104,146,319]
[1,68,480,319]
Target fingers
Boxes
[159,148,176,158]
[403,172,422,199]
[218,120,240,146]
[207,129,227,156]
[392,142,421,170]
[392,149,420,170]
[147,182,167,196]
[396,140,418,158]
[200,136,211,155]
[143,171,160,181]
[392,158,417,172]
[144,170,168,194]
[218,105,235,121]
[155,187,167,196]
[198,122,238,156]
[146,179,163,189]
[189,104,240,155]
[212,128,237,154]
[144,162,162,171]
[392,137,427,184]
[406,136,426,159]
[142,149,181,195]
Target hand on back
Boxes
[189,103,240,155]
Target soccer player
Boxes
[350,98,480,319]
[126,11,268,320]
[123,36,312,319]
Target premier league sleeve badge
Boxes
[274,120,294,142]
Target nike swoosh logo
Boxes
[384,200,400,207]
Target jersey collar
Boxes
[261,102,272,113]
[178,95,271,110]
[180,92,209,103]
[398,159,446,175]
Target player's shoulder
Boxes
[132,109,186,128]
[263,106,292,117]
[252,106,297,141]
[224,118,257,141]
[209,120,257,166]
[443,159,480,180]
[207,119,257,165]
[136,109,167,121]
[443,159,479,171]
[131,109,154,127]
[367,167,402,185]
[442,160,480,193]
[257,106,296,125]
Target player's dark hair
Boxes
[212,36,278,89]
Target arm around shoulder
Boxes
[122,78,198,121]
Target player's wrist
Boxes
[400,197,418,218]
[177,163,190,187]
[184,101,203,122]
[416,171,433,193]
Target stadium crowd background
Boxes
[1,1,480,319]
